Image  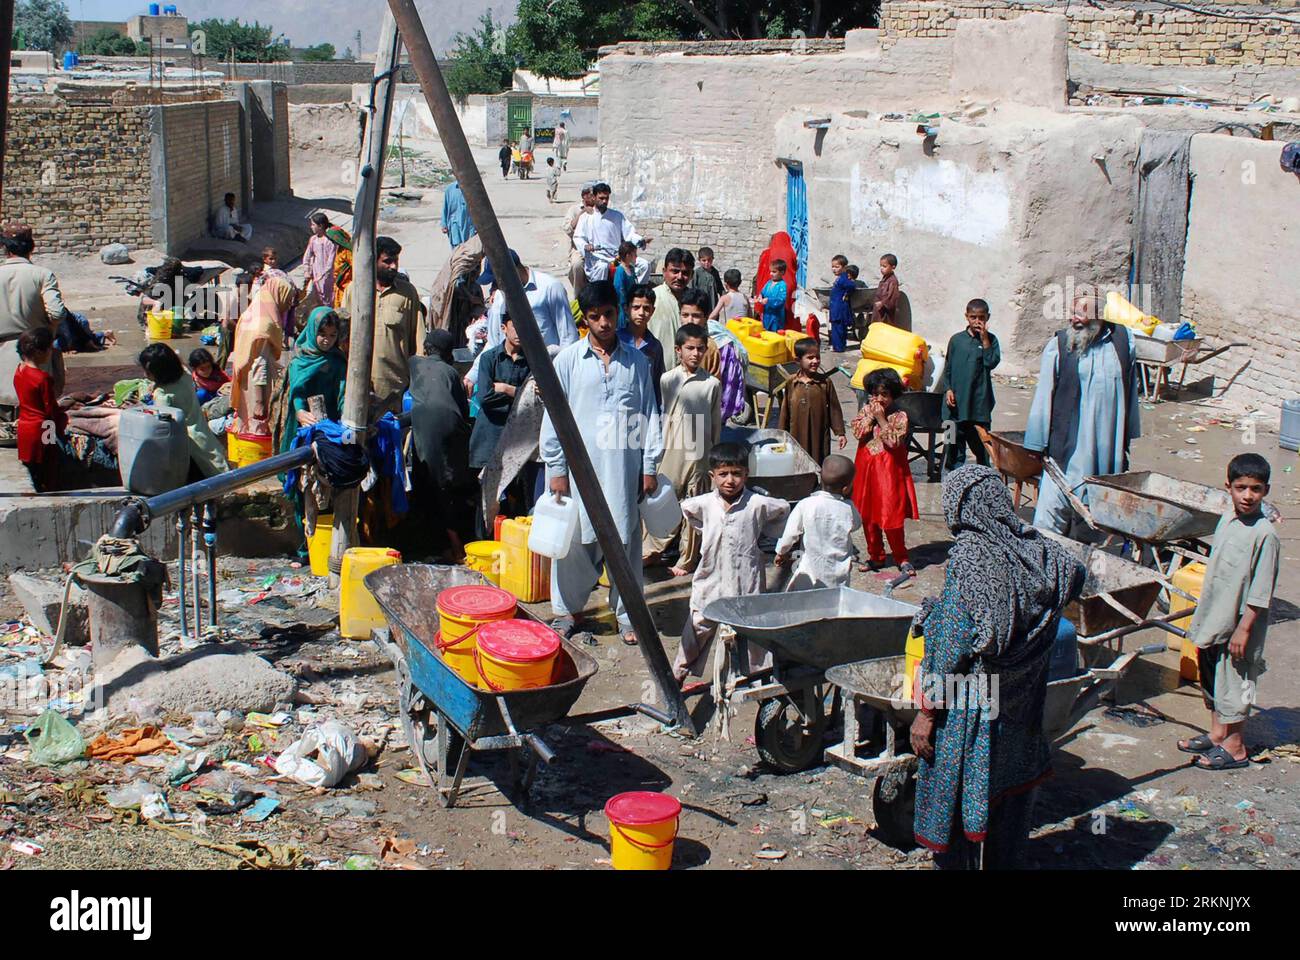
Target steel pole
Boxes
[329,11,402,586]
[387,0,694,733]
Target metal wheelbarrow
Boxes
[366,564,598,808]
[702,587,917,774]
[720,425,821,503]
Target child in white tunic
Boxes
[775,455,862,591]
[672,441,789,682]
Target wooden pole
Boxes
[386,0,694,732]
[328,10,402,585]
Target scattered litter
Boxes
[87,726,179,762]
[1236,800,1255,812]
[1104,704,1167,728]
[755,846,787,861]
[245,712,292,728]
[395,768,426,785]
[309,796,377,820]
[10,839,43,856]
[105,779,156,810]
[343,854,379,870]
[274,720,368,789]
[242,796,281,823]
[24,709,86,765]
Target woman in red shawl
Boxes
[754,231,800,330]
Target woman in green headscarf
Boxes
[273,306,347,455]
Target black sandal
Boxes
[1177,734,1216,754]
[1192,745,1249,770]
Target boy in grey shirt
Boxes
[545,157,561,203]
[1178,453,1280,770]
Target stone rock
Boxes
[99,243,132,265]
[95,644,298,718]
[8,572,89,646]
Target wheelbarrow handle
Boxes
[1042,457,1099,530]
[632,702,675,727]
[523,733,556,765]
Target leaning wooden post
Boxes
[387,0,695,733]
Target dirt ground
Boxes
[2,132,1296,872]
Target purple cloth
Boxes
[718,343,746,421]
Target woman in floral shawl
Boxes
[910,464,1084,868]
[326,225,354,309]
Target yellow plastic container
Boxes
[227,431,273,468]
[1104,291,1159,334]
[903,629,925,701]
[145,309,175,341]
[861,322,928,367]
[726,317,761,340]
[605,792,681,870]
[851,357,918,391]
[741,330,793,366]
[339,547,402,639]
[498,517,551,603]
[463,540,505,586]
[307,514,334,577]
[1170,561,1206,682]
[435,584,517,687]
[784,329,813,354]
[473,619,561,691]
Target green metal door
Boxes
[507,98,533,143]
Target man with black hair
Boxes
[340,235,425,415]
[540,280,662,646]
[573,183,651,283]
[650,247,694,372]
[1,221,69,419]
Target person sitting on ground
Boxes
[55,312,115,353]
[708,268,751,324]
[776,454,862,591]
[213,192,253,243]
[189,348,230,405]
[779,337,846,466]
[1177,453,1280,772]
[672,441,789,683]
[139,343,228,482]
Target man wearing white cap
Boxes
[574,183,653,285]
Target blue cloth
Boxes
[283,414,408,514]
[829,274,855,352]
[617,328,665,409]
[441,182,476,249]
[614,263,636,330]
[761,280,787,333]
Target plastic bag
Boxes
[24,709,86,765]
[273,720,367,789]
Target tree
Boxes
[193,18,291,62]
[15,0,74,52]
[512,0,589,79]
[299,43,336,62]
[81,28,146,57]
[444,13,518,100]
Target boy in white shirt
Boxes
[775,455,862,590]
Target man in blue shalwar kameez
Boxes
[1024,294,1140,537]
[540,280,663,646]
[440,180,477,250]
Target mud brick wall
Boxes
[881,1,1300,66]
[273,84,292,197]
[159,100,245,252]
[1,102,153,253]
[635,216,771,286]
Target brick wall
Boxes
[637,216,772,287]
[159,101,245,253]
[1,102,153,253]
[881,1,1300,66]
[273,85,292,197]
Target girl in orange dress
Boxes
[851,367,920,576]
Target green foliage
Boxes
[193,17,291,62]
[512,0,590,79]
[15,0,75,51]
[81,28,145,57]
[299,43,336,62]
[444,13,518,100]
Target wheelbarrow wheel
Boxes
[398,667,440,788]
[755,688,828,773]
[872,769,918,851]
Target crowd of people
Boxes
[1,156,1281,870]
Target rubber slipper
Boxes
[1192,745,1249,770]
[622,632,639,646]
[549,617,576,638]
[1177,733,1216,754]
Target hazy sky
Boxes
[69,0,515,55]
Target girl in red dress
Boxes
[851,367,919,576]
[13,327,67,492]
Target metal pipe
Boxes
[203,503,218,630]
[190,505,202,637]
[330,12,402,585]
[387,0,694,733]
[176,512,191,641]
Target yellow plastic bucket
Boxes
[435,585,517,688]
[227,431,273,468]
[463,540,505,586]
[473,619,561,691]
[903,629,925,701]
[307,514,333,577]
[1170,561,1206,682]
[146,309,175,340]
[605,791,681,870]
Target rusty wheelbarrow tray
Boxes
[976,427,1042,508]
[366,563,599,808]
[720,426,821,502]
[1075,470,1226,544]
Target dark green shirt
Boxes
[940,329,1000,423]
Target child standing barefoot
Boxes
[851,367,919,576]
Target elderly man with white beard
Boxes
[1024,293,1141,537]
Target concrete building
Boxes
[597,14,1300,416]
[127,12,190,51]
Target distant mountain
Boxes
[177,0,516,57]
